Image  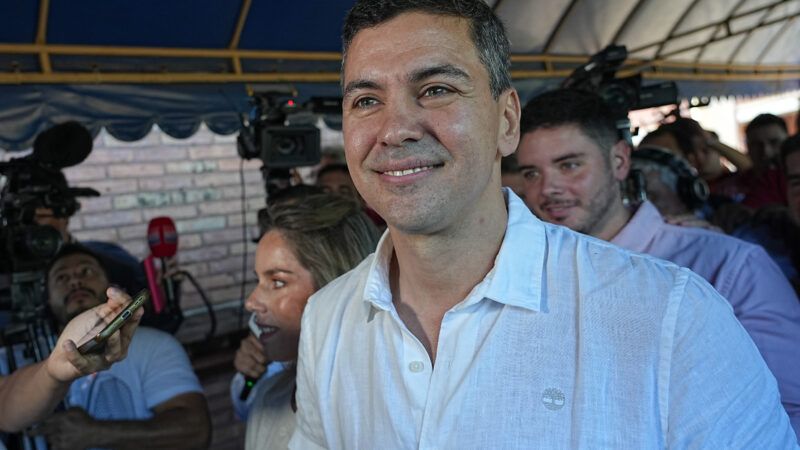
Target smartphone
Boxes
[77,289,149,354]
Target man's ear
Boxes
[498,89,521,158]
[611,140,632,181]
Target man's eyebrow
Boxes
[552,152,585,163]
[343,80,381,99]
[408,64,471,85]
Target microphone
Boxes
[147,217,179,312]
[239,314,264,400]
[31,121,94,169]
[147,217,178,258]
[143,255,166,314]
[240,376,259,401]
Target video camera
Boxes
[0,122,99,319]
[562,45,678,144]
[237,85,341,169]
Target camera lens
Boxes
[275,137,298,155]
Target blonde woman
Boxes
[230,193,379,449]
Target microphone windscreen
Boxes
[32,121,93,169]
[147,217,178,258]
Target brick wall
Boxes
[56,125,264,338]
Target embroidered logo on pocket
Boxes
[542,388,565,410]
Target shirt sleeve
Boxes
[289,307,328,450]
[139,330,203,410]
[722,245,800,440]
[665,272,798,448]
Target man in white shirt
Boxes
[290,0,798,448]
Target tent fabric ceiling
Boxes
[0,0,798,150]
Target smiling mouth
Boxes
[381,164,442,177]
[542,201,578,217]
[256,325,280,342]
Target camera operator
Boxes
[0,288,142,433]
[27,122,147,297]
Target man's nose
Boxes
[378,96,424,148]
[66,275,83,288]
[540,170,564,196]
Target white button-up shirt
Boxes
[290,191,797,449]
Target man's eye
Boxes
[272,280,286,289]
[561,161,580,170]
[353,97,378,109]
[55,274,69,284]
[422,86,451,97]
[521,170,540,181]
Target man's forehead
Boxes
[349,11,470,43]
[50,253,101,273]
[343,12,475,79]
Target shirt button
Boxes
[408,361,425,372]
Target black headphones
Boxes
[631,146,710,210]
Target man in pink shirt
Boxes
[516,88,800,439]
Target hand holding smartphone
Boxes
[77,289,149,355]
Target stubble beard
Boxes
[573,177,623,238]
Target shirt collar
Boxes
[610,201,662,253]
[361,188,545,313]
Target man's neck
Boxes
[387,189,509,361]
[593,200,633,242]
